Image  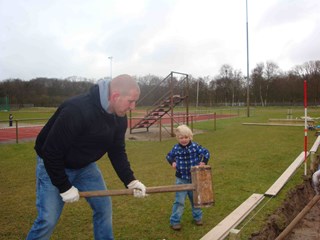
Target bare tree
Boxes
[251,63,265,106]
[264,61,280,106]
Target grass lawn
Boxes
[0,106,319,240]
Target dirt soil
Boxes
[249,177,320,240]
[287,200,320,240]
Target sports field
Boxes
[0,106,319,239]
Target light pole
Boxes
[246,0,250,117]
[196,79,199,113]
[108,56,113,79]
[225,70,228,106]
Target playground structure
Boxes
[129,71,189,137]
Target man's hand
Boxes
[127,180,146,198]
[312,170,320,195]
[60,186,80,203]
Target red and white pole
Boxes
[304,80,308,176]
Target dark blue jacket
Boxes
[166,141,210,180]
[35,84,136,193]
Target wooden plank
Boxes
[200,194,265,240]
[310,135,320,153]
[242,123,304,127]
[269,118,315,124]
[265,151,308,196]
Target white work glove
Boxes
[127,180,146,198]
[312,170,320,195]
[60,186,80,203]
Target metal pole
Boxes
[186,75,189,126]
[108,56,113,79]
[196,79,199,112]
[170,72,174,137]
[246,0,250,117]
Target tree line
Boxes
[1,60,320,108]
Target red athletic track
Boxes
[0,126,43,143]
[0,114,235,143]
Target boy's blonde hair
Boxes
[175,124,193,140]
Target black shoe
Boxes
[171,224,182,231]
[195,220,203,226]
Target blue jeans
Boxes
[170,177,202,225]
[26,156,113,240]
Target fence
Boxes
[0,118,48,143]
[0,96,10,111]
[0,107,245,143]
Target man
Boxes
[312,169,320,195]
[27,74,146,240]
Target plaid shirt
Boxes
[166,141,210,180]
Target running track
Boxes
[0,126,44,143]
[0,114,235,143]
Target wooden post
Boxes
[159,118,162,142]
[129,110,132,134]
[191,116,194,132]
[191,165,214,208]
[229,229,241,240]
[15,120,18,144]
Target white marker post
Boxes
[304,80,308,176]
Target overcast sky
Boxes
[0,0,319,81]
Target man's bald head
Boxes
[108,74,140,116]
[110,74,140,96]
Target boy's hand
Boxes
[199,162,205,166]
[172,162,177,169]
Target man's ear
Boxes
[109,92,120,102]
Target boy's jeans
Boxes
[170,177,202,225]
[26,156,113,240]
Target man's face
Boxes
[112,89,140,117]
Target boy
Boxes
[166,124,210,230]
